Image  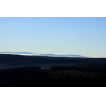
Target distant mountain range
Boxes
[0,52,86,57]
[0,52,35,54]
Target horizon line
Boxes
[0,52,106,58]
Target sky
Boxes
[0,17,106,57]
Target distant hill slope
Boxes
[0,54,106,69]
[0,52,86,57]
[0,52,35,54]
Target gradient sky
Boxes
[0,17,106,57]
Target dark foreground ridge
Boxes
[0,65,106,87]
[1,76,106,87]
[0,54,106,87]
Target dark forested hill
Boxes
[0,54,106,69]
[0,54,106,86]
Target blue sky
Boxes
[0,17,106,57]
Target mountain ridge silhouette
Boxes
[0,52,86,57]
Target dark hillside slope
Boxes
[0,54,106,69]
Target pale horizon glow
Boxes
[0,17,106,57]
